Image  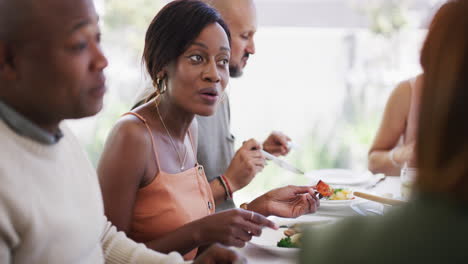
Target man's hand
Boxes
[193,243,246,264]
[263,131,291,157]
[224,139,265,192]
[247,185,319,218]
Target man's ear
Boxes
[0,42,18,81]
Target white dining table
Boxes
[232,176,401,264]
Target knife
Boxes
[261,150,305,175]
[365,174,386,189]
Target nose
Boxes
[91,43,108,71]
[202,60,220,83]
[246,38,256,55]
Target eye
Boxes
[240,34,249,40]
[70,41,88,52]
[217,58,229,66]
[188,54,203,63]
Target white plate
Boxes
[249,218,333,257]
[306,169,373,186]
[320,198,356,207]
[249,227,299,257]
[350,199,385,216]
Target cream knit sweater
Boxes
[0,120,187,264]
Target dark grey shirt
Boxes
[0,100,62,144]
[196,98,236,211]
[301,194,468,264]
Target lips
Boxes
[89,85,106,99]
[89,76,107,98]
[199,87,219,104]
[199,87,218,96]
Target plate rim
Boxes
[248,217,335,256]
[249,228,300,256]
[305,169,373,185]
[349,198,385,216]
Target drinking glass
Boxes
[400,163,417,200]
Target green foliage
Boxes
[354,0,409,37]
[102,0,162,55]
[369,4,407,37]
[104,0,162,30]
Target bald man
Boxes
[0,0,240,263]
[197,0,292,211]
[206,0,257,77]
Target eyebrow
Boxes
[69,15,99,34]
[192,41,230,52]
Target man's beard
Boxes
[229,64,243,78]
[230,53,250,78]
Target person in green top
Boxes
[301,1,468,263]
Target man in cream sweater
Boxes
[0,0,241,263]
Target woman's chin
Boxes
[195,107,216,117]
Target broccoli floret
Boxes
[277,237,299,248]
[333,188,343,194]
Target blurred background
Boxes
[69,0,444,204]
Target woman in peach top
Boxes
[98,0,318,260]
[368,74,423,175]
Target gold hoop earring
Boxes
[153,77,167,95]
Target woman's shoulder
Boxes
[386,78,413,111]
[107,112,153,150]
[393,78,413,97]
[394,74,423,97]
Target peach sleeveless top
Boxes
[124,112,215,260]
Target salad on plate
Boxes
[316,180,354,201]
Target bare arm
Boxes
[144,220,202,255]
[145,208,277,255]
[98,117,151,233]
[368,81,412,175]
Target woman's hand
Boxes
[247,185,319,218]
[394,142,416,166]
[193,208,278,248]
[193,244,246,264]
